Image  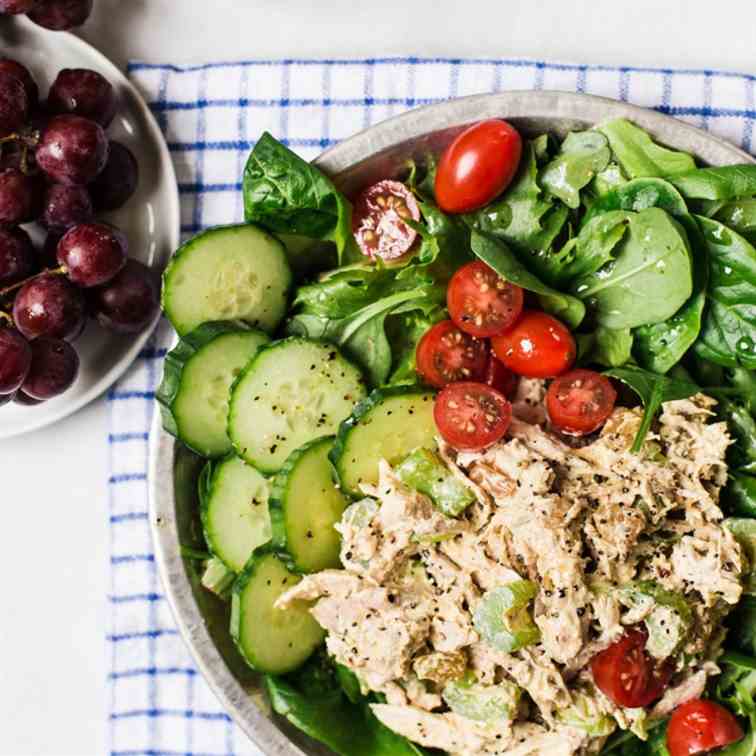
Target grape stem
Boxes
[0,266,67,299]
[0,310,11,324]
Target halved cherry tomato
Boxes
[352,179,421,260]
[447,260,524,338]
[667,699,744,756]
[591,629,671,708]
[434,381,512,451]
[546,369,617,435]
[416,320,488,389]
[435,119,523,214]
[491,310,576,378]
[484,356,519,400]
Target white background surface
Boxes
[2,1,756,754]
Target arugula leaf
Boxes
[693,216,756,370]
[597,118,696,178]
[467,140,571,285]
[573,208,694,330]
[716,199,756,245]
[585,177,688,222]
[604,365,700,452]
[601,721,668,755]
[672,165,756,201]
[634,215,709,374]
[265,653,426,756]
[540,131,611,209]
[470,229,585,329]
[243,132,352,262]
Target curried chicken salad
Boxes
[157,111,756,756]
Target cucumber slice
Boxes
[230,547,325,674]
[156,322,269,458]
[331,387,437,498]
[228,338,366,474]
[270,436,347,573]
[200,455,272,572]
[162,224,292,336]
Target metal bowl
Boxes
[149,91,754,756]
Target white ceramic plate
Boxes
[0,16,179,439]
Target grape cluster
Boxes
[0,59,159,407]
[0,0,93,31]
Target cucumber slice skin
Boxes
[156,321,269,458]
[269,436,347,574]
[162,223,292,337]
[331,386,438,498]
[228,338,367,475]
[230,546,325,674]
[199,455,272,573]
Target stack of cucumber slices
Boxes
[157,223,438,675]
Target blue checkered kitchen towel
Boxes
[108,57,756,756]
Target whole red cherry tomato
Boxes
[435,119,523,214]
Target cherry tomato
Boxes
[591,629,671,708]
[447,260,524,338]
[415,320,488,389]
[667,699,744,756]
[352,179,420,260]
[434,381,512,451]
[546,369,617,435]
[484,356,518,400]
[435,119,523,214]
[491,310,575,379]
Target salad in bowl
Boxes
[156,109,756,756]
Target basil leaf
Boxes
[634,215,709,374]
[243,132,352,262]
[604,365,700,452]
[540,130,611,209]
[672,165,756,201]
[470,229,585,329]
[572,208,693,330]
[598,118,696,178]
[694,215,756,369]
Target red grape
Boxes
[0,59,39,109]
[48,68,116,128]
[41,183,93,231]
[0,0,40,13]
[13,273,87,341]
[58,222,126,287]
[0,326,32,394]
[91,259,159,334]
[22,336,79,400]
[89,142,138,211]
[13,390,43,406]
[36,115,109,185]
[27,0,92,30]
[0,167,42,226]
[0,70,28,138]
[0,227,36,285]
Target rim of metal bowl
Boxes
[149,90,754,756]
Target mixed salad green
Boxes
[157,114,756,756]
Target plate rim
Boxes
[149,90,755,756]
[0,16,180,440]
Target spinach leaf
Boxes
[594,326,634,367]
[589,161,628,197]
[672,165,756,201]
[727,600,756,657]
[243,132,352,262]
[265,654,425,756]
[385,303,445,385]
[693,216,756,369]
[555,210,631,282]
[716,199,756,244]
[598,118,696,179]
[540,131,611,209]
[572,208,693,330]
[604,365,700,452]
[717,395,756,475]
[468,141,570,285]
[288,267,443,387]
[585,177,688,223]
[728,367,756,415]
[601,723,669,755]
[633,215,709,374]
[723,474,756,519]
[470,229,585,328]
